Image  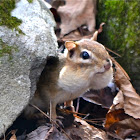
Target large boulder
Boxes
[0,0,58,136]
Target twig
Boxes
[58,108,87,116]
[82,113,90,120]
[44,125,54,140]
[30,104,73,140]
[74,115,104,126]
[76,97,80,113]
[105,47,121,57]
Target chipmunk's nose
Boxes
[104,59,111,71]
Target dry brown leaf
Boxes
[112,58,140,119]
[25,118,107,140]
[105,108,140,137]
[111,90,124,110]
[82,88,115,108]
[105,58,140,138]
[26,125,59,140]
[105,109,129,130]
[116,128,135,139]
[58,30,93,42]
[51,0,65,9]
[116,118,140,131]
[105,109,140,138]
[68,118,108,140]
[58,0,96,36]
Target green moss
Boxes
[0,0,22,31]
[27,0,33,3]
[97,0,140,91]
[0,38,18,60]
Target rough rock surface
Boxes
[0,0,58,137]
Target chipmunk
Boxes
[24,31,113,122]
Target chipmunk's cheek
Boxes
[96,59,112,74]
[95,66,105,74]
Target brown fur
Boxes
[24,39,113,121]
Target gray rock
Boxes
[0,0,58,137]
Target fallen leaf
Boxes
[26,125,58,140]
[105,58,140,138]
[115,128,135,139]
[58,29,93,42]
[82,87,115,109]
[116,118,140,131]
[25,118,107,140]
[111,58,140,119]
[111,90,124,110]
[68,118,108,140]
[105,109,129,130]
[105,109,140,138]
[57,0,96,36]
[51,0,65,9]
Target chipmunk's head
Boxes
[64,39,113,90]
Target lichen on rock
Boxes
[0,0,22,32]
[27,0,33,3]
[0,38,18,60]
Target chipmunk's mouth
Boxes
[96,62,112,74]
[96,71,105,74]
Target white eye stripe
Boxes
[64,48,68,57]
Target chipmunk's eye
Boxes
[80,51,90,59]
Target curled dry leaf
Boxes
[57,0,96,36]
[112,90,124,110]
[111,58,140,119]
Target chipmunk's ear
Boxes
[65,41,77,51]
[91,22,105,41]
[91,31,98,41]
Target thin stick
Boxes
[30,104,73,140]
[105,47,121,57]
[44,125,54,140]
[76,98,80,113]
[58,108,87,116]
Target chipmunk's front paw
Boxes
[55,116,65,128]
[56,108,75,128]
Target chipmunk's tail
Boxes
[91,22,105,41]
